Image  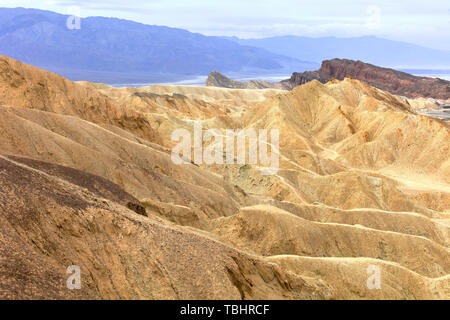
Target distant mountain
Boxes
[225,35,450,69]
[0,8,316,83]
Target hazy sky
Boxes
[2,0,450,51]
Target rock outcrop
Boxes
[206,71,291,90]
[288,59,450,100]
[207,59,450,101]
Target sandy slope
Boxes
[0,56,449,299]
[1,155,329,299]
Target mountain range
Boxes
[0,7,315,83]
[2,7,450,85]
[225,35,450,69]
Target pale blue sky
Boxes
[1,0,450,51]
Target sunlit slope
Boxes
[0,56,448,299]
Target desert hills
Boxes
[0,55,449,299]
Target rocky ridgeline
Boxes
[207,59,450,101]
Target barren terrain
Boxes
[0,56,449,299]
